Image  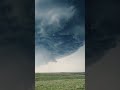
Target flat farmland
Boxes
[35,73,85,90]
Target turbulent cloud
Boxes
[35,0,85,66]
[36,6,76,37]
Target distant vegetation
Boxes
[35,73,85,90]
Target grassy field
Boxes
[35,73,85,90]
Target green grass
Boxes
[35,73,85,90]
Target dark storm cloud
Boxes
[35,0,85,64]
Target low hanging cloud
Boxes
[35,46,54,66]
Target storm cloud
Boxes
[35,0,85,66]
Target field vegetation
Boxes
[35,73,85,90]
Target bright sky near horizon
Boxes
[35,45,85,73]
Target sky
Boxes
[35,45,85,73]
[35,0,85,73]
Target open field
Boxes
[35,73,85,90]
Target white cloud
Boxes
[35,45,85,73]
